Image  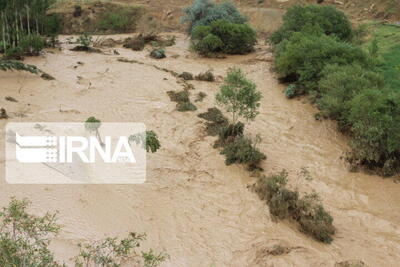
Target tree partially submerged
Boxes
[0,198,61,266]
[216,67,261,123]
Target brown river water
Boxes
[0,34,400,266]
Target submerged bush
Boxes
[167,90,197,112]
[220,136,266,169]
[284,84,297,99]
[181,0,247,34]
[198,107,229,136]
[195,70,215,81]
[270,5,353,45]
[192,19,256,55]
[275,32,369,90]
[256,170,335,243]
[150,48,166,59]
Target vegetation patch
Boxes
[179,72,194,80]
[198,107,229,136]
[195,70,215,81]
[191,19,256,55]
[167,90,197,112]
[255,170,335,243]
[270,5,353,45]
[271,5,400,176]
[0,198,167,267]
[150,48,166,59]
[181,0,247,34]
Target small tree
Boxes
[85,116,103,145]
[216,67,261,123]
[0,198,61,267]
[74,232,167,267]
[129,130,161,153]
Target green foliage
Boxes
[191,19,256,55]
[167,90,197,112]
[347,89,400,176]
[130,130,161,153]
[98,11,130,32]
[214,122,244,148]
[275,32,369,90]
[195,70,215,81]
[317,64,384,129]
[0,60,39,74]
[256,171,335,243]
[74,232,167,267]
[0,198,61,267]
[85,116,101,131]
[0,0,60,56]
[216,67,261,123]
[220,135,266,169]
[181,0,247,34]
[197,107,229,136]
[19,34,45,55]
[77,33,92,48]
[270,5,353,45]
[284,84,297,99]
[179,71,194,80]
[150,48,166,59]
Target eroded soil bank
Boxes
[1,34,400,266]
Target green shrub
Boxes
[177,101,197,111]
[275,32,369,90]
[77,33,92,48]
[167,90,197,112]
[0,198,61,267]
[19,34,45,56]
[150,48,166,59]
[42,14,62,36]
[215,122,244,147]
[220,136,266,169]
[284,84,297,99]
[198,107,229,136]
[98,12,130,32]
[179,72,194,80]
[347,88,400,175]
[270,5,353,45]
[182,0,247,34]
[195,70,215,81]
[317,64,384,129]
[192,19,256,55]
[129,130,161,153]
[256,171,335,243]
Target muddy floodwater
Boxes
[1,34,400,266]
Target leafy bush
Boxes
[150,48,166,59]
[192,19,256,55]
[270,5,353,45]
[256,171,335,243]
[179,72,194,80]
[195,70,215,81]
[347,89,400,176]
[74,232,167,267]
[98,11,130,32]
[77,33,92,48]
[220,136,266,169]
[129,130,161,153]
[0,60,39,74]
[284,84,297,99]
[275,32,369,90]
[317,64,385,129]
[181,0,247,34]
[19,34,45,55]
[198,107,229,136]
[0,198,61,267]
[167,90,197,112]
[216,67,261,123]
